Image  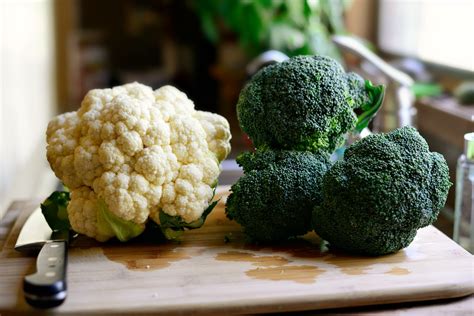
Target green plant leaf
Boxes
[238,3,266,53]
[285,0,306,27]
[260,0,274,9]
[320,0,347,34]
[304,0,320,16]
[41,191,71,232]
[269,23,306,52]
[305,22,341,60]
[193,0,350,58]
[200,12,219,43]
[355,80,386,133]
[97,199,145,242]
[411,83,442,99]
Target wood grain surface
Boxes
[0,187,473,315]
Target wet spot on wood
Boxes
[246,265,325,284]
[102,246,192,271]
[385,267,410,275]
[215,250,325,283]
[216,251,289,267]
[71,205,418,278]
[322,250,409,275]
[342,266,371,275]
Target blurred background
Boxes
[1,0,473,243]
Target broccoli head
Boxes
[226,149,330,242]
[236,55,384,153]
[313,126,452,255]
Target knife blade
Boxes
[15,207,68,308]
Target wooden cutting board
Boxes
[0,187,473,315]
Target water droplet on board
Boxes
[385,266,410,275]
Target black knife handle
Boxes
[24,240,67,308]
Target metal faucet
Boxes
[332,35,415,132]
[246,50,289,77]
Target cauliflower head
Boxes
[46,82,231,241]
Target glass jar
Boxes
[453,132,474,253]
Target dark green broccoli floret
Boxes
[226,149,330,242]
[346,72,371,109]
[313,126,452,256]
[237,55,384,153]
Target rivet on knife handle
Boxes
[23,240,67,308]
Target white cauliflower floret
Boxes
[68,187,113,242]
[195,111,232,161]
[46,112,82,188]
[46,82,231,241]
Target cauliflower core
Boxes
[46,83,231,241]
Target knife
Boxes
[15,207,68,308]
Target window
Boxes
[378,0,474,72]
